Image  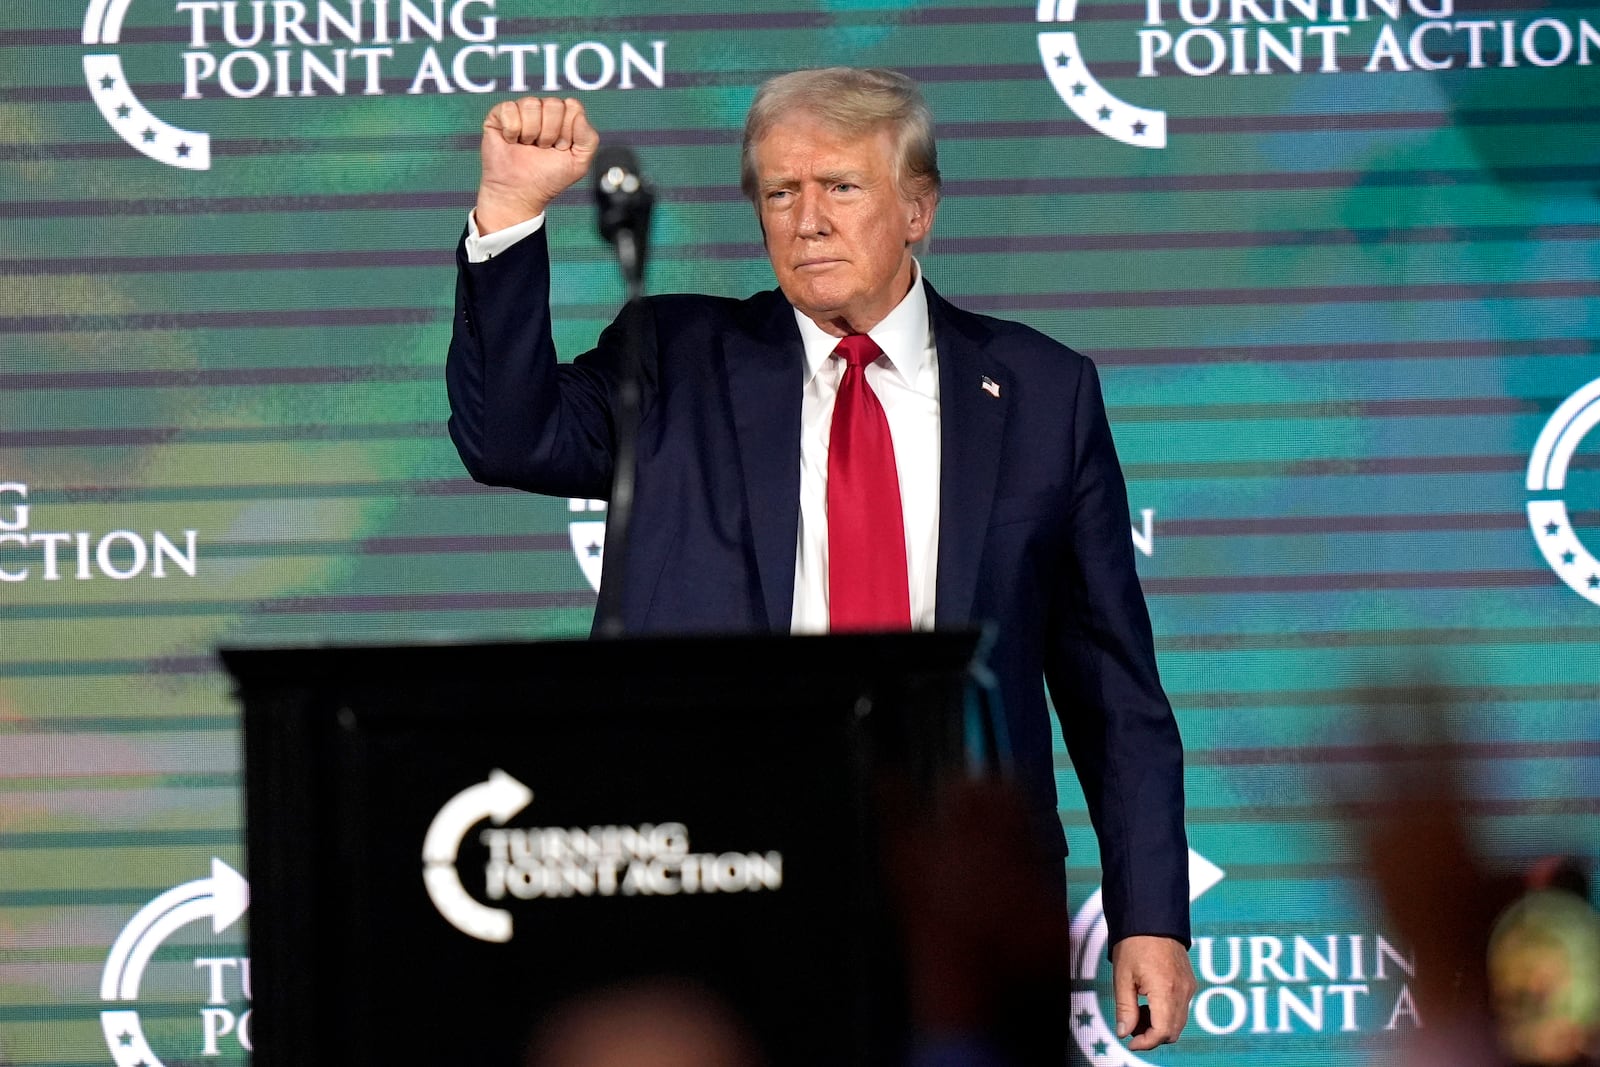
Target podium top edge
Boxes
[217,630,988,689]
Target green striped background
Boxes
[3,0,1597,1063]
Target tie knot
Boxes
[833,333,883,369]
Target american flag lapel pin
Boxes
[981,376,1001,398]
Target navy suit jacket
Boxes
[446,226,1190,946]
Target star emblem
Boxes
[1056,53,1071,67]
[1132,120,1148,136]
[141,127,156,143]
[115,103,131,120]
[1589,575,1599,589]
[117,1032,133,1046]
[1561,550,1576,565]
[1098,105,1112,121]
[1092,1039,1109,1056]
[1545,521,1560,535]
[176,143,191,158]
[99,74,115,90]
[586,542,602,558]
[1076,1010,1093,1028]
[1072,82,1086,97]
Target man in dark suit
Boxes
[447,68,1196,1048]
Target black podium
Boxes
[224,631,995,1067]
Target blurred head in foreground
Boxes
[1353,676,1597,1067]
[524,981,764,1067]
[1489,889,1600,1067]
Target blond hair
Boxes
[739,67,941,205]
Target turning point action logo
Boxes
[1072,850,1422,1063]
[100,859,252,1066]
[1528,376,1600,608]
[566,498,1159,592]
[1036,0,1599,147]
[1070,850,1224,1065]
[83,0,667,170]
[423,770,785,943]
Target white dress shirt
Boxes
[789,273,940,633]
[465,212,942,632]
[465,210,545,261]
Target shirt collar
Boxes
[793,261,931,387]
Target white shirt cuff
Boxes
[464,210,546,263]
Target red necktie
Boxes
[827,334,912,631]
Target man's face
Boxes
[751,115,935,336]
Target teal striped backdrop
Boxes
[2,0,1597,1063]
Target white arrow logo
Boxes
[83,0,212,169]
[99,858,249,1067]
[422,769,534,943]
[1037,0,1169,148]
[568,497,608,593]
[1068,849,1224,1067]
[1527,375,1600,607]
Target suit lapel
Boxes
[724,291,805,631]
[930,284,1008,628]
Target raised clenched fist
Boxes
[475,97,600,235]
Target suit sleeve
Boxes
[1044,356,1191,949]
[445,224,656,500]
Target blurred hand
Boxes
[476,97,599,233]
[1111,935,1196,1050]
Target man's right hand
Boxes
[475,97,599,235]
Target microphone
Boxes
[590,145,656,637]
[592,144,655,296]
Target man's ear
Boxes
[906,193,938,246]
